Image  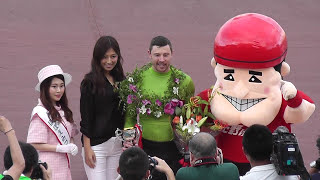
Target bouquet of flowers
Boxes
[171,87,228,156]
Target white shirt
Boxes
[240,164,299,180]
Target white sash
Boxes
[31,106,71,145]
[31,105,71,167]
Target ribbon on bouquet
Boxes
[135,112,143,148]
[135,123,143,148]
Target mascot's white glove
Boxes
[281,80,297,101]
[56,143,78,156]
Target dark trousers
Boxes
[224,159,251,176]
[142,138,182,180]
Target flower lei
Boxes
[118,63,191,119]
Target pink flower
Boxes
[127,95,136,104]
[129,84,137,92]
[170,99,179,107]
[155,99,162,106]
[170,99,183,107]
[164,103,174,115]
[175,78,180,84]
[178,100,184,107]
[142,99,151,106]
[146,108,152,115]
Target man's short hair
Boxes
[242,124,273,161]
[119,147,149,180]
[189,132,216,159]
[4,141,38,174]
[149,36,172,52]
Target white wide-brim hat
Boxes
[35,65,72,91]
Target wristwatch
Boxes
[310,159,320,170]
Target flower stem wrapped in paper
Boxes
[171,87,228,156]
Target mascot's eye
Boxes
[248,76,262,83]
[224,74,234,81]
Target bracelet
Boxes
[4,128,14,135]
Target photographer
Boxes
[1,116,52,180]
[117,147,175,180]
[0,116,24,180]
[241,124,299,180]
[308,136,320,179]
[176,132,239,180]
[3,141,52,180]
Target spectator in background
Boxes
[241,124,299,180]
[0,116,24,180]
[308,136,320,179]
[176,132,239,180]
[1,116,52,180]
[117,147,175,180]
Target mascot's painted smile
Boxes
[222,94,266,112]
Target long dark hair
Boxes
[40,74,74,123]
[83,36,125,95]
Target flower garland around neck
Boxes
[118,63,192,120]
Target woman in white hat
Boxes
[27,65,79,180]
[80,36,126,180]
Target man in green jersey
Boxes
[124,36,195,180]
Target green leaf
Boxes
[204,105,208,115]
[210,125,219,131]
[181,106,186,116]
[195,107,201,115]
[186,106,191,119]
[175,107,182,115]
[197,117,208,127]
[207,113,215,120]
[199,106,204,116]
[198,100,209,105]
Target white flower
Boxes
[154,111,162,118]
[179,115,184,128]
[139,105,147,114]
[182,118,200,135]
[173,87,179,95]
[128,77,134,82]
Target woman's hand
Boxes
[84,146,96,168]
[56,143,78,156]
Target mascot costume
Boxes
[198,13,315,175]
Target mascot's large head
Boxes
[210,13,291,127]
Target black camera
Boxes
[30,161,48,179]
[147,156,158,179]
[271,126,309,179]
[183,151,190,163]
[148,156,158,171]
[272,131,300,175]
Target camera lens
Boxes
[30,162,47,179]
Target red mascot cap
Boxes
[214,13,287,69]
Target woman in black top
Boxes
[80,36,125,180]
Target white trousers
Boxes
[82,137,122,180]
